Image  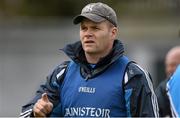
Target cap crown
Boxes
[81,2,117,27]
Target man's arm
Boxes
[155,79,171,117]
[124,63,159,117]
[167,65,180,117]
[19,61,69,118]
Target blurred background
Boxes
[0,0,179,116]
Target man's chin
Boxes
[84,48,94,52]
[84,49,96,54]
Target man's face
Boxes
[166,61,178,77]
[165,53,180,77]
[80,19,117,57]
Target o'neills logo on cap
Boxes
[82,4,94,13]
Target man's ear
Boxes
[111,27,118,39]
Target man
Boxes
[155,46,180,117]
[167,64,180,117]
[20,2,159,117]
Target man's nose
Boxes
[84,30,93,38]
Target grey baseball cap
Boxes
[73,2,118,27]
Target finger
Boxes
[41,93,49,102]
[34,109,46,117]
[36,98,53,114]
[45,102,53,113]
[33,103,46,117]
[34,110,46,117]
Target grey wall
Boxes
[0,20,78,116]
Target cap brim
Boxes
[73,13,106,24]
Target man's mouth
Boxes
[84,40,95,44]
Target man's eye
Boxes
[81,27,87,31]
[93,27,99,30]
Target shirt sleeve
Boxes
[155,79,171,117]
[19,61,69,118]
[167,64,180,117]
[124,63,159,117]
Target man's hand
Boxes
[33,93,53,117]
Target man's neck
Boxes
[85,49,113,64]
[85,54,100,64]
